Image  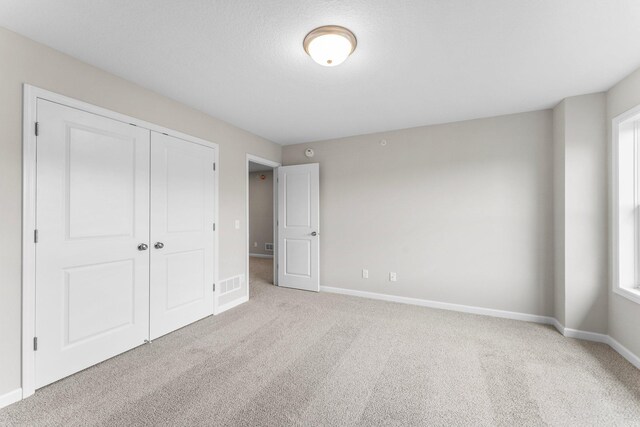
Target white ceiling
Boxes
[2,1,640,144]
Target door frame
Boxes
[246,154,281,295]
[21,84,219,399]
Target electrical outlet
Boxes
[234,219,240,229]
[362,269,369,279]
[254,242,258,247]
[389,272,397,282]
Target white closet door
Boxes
[35,99,151,389]
[149,132,215,340]
[277,163,320,292]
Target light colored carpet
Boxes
[2,256,639,426]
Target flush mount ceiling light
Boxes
[303,25,357,67]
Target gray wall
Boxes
[249,171,274,256]
[607,67,640,359]
[283,110,554,317]
[553,94,608,334]
[0,27,281,396]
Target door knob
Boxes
[138,243,149,251]
[154,242,165,249]
[311,231,318,236]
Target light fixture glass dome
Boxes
[303,26,357,67]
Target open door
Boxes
[277,163,320,292]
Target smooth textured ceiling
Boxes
[1,1,640,144]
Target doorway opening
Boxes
[246,155,280,297]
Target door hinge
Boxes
[213,163,216,171]
[35,122,39,136]
[34,229,38,243]
[33,337,38,351]
[213,283,216,292]
[212,223,216,231]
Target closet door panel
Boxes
[150,132,215,339]
[35,99,150,389]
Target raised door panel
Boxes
[284,239,311,277]
[284,172,311,228]
[166,149,206,233]
[67,126,136,239]
[166,249,205,309]
[64,260,135,345]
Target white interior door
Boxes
[149,132,215,340]
[35,99,151,389]
[277,164,320,291]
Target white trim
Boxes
[0,388,22,409]
[608,336,640,369]
[551,317,610,344]
[611,104,640,305]
[22,84,220,398]
[216,295,249,315]
[554,321,640,368]
[247,154,281,168]
[245,154,280,300]
[22,85,37,399]
[561,328,609,343]
[550,317,565,335]
[249,253,273,259]
[613,286,640,305]
[320,286,554,324]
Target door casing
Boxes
[246,154,281,296]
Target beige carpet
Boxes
[1,256,639,426]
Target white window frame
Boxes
[612,103,640,305]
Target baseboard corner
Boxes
[607,336,640,369]
[562,327,609,343]
[551,318,565,335]
[0,388,22,409]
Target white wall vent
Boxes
[265,243,274,251]
[218,274,244,295]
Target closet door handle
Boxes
[138,243,149,251]
[154,242,165,249]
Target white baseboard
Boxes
[550,317,565,334]
[562,327,609,343]
[320,286,554,324]
[549,319,610,343]
[608,336,640,369]
[320,285,640,370]
[0,388,22,409]
[552,321,640,368]
[249,253,273,259]
[216,295,249,315]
